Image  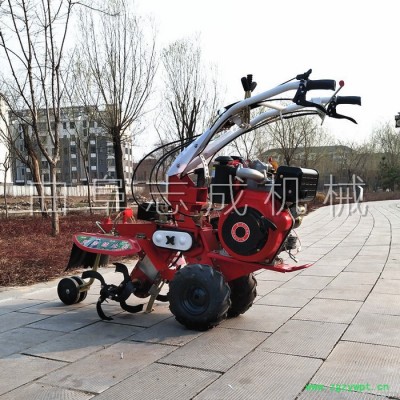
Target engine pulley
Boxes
[221,207,276,256]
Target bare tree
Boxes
[334,140,375,183]
[159,37,222,147]
[265,115,330,167]
[0,0,75,235]
[373,122,400,190]
[229,130,270,162]
[74,0,157,209]
[1,151,10,218]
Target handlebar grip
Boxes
[336,96,361,106]
[306,79,336,91]
[241,77,250,91]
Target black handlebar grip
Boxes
[336,96,361,106]
[306,79,336,91]
[241,77,250,91]
[247,74,253,86]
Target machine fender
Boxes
[72,232,141,256]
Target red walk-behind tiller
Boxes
[58,69,361,330]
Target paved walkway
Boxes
[1,200,400,399]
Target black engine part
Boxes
[274,166,319,203]
[221,207,276,256]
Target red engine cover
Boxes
[218,190,293,263]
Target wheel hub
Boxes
[184,285,209,315]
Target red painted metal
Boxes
[72,233,141,256]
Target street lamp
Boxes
[395,112,400,128]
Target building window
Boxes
[70,121,76,129]
[89,120,95,128]
[63,122,67,129]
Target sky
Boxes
[135,0,400,154]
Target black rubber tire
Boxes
[168,264,231,331]
[71,276,88,303]
[57,277,80,305]
[227,273,257,318]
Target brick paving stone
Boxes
[130,316,203,346]
[106,303,173,328]
[0,355,66,396]
[39,341,177,393]
[360,292,400,315]
[0,311,48,333]
[297,388,391,399]
[93,363,220,400]
[0,298,45,316]
[316,285,372,301]
[373,279,400,294]
[27,305,118,332]
[0,383,93,400]
[259,319,347,359]
[310,342,400,398]
[220,304,299,332]
[300,265,345,277]
[294,298,362,324]
[343,312,400,348]
[25,321,142,362]
[282,275,333,290]
[194,350,322,400]
[256,287,319,308]
[254,279,284,296]
[328,272,379,287]
[0,327,62,358]
[158,327,268,372]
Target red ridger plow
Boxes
[58,69,361,330]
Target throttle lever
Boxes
[296,69,312,80]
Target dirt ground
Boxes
[0,212,111,287]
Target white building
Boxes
[9,105,134,186]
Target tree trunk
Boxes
[30,156,47,217]
[3,168,8,219]
[83,159,93,214]
[50,163,59,236]
[112,131,127,210]
[87,180,93,214]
